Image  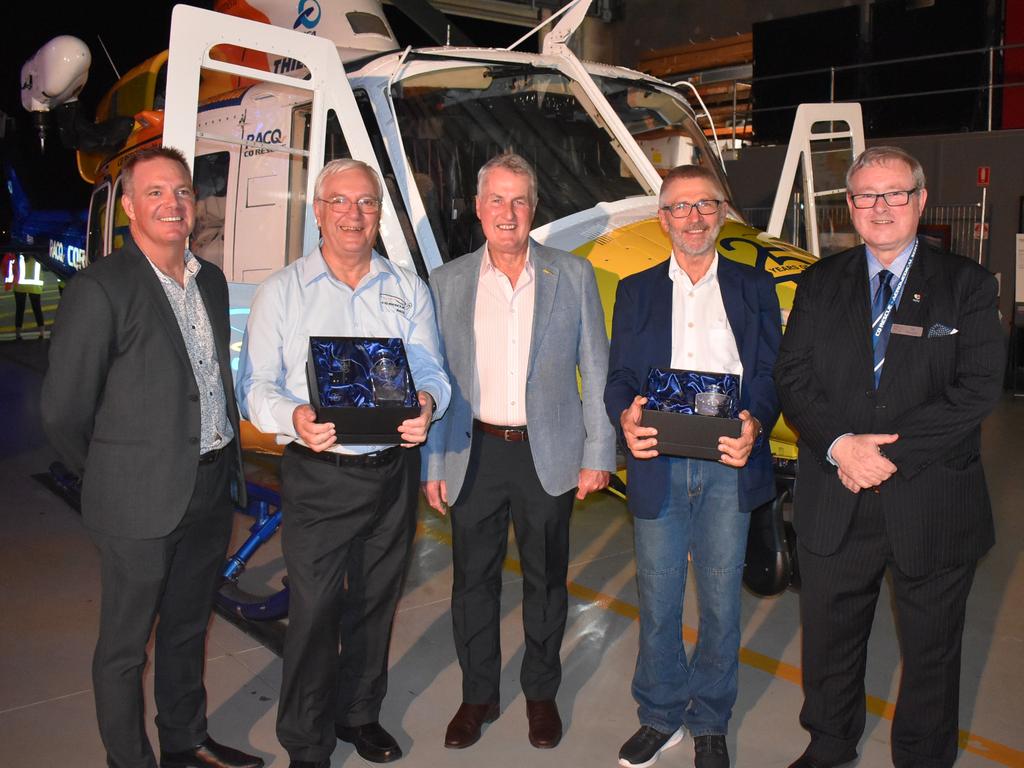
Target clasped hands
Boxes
[619,395,759,467]
[831,433,899,493]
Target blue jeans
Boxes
[632,458,749,736]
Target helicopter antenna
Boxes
[96,35,121,80]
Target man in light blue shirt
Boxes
[236,159,450,768]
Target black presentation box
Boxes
[639,367,742,461]
[306,336,419,444]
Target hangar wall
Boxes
[725,130,1024,324]
[616,0,866,70]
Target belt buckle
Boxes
[503,428,522,442]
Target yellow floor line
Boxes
[416,520,1024,767]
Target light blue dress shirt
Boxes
[826,237,918,464]
[235,247,451,455]
[865,238,916,313]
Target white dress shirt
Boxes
[668,252,743,378]
[473,245,535,426]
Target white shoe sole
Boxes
[618,727,685,768]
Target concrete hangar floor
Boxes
[0,282,1022,767]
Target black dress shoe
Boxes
[160,737,263,768]
[525,699,562,749]
[336,722,402,763]
[444,702,500,748]
[787,752,857,768]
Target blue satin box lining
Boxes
[643,368,741,419]
[308,337,417,409]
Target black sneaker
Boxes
[618,725,685,768]
[694,734,729,768]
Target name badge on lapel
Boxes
[891,324,923,337]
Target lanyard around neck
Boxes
[872,238,918,339]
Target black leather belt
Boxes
[474,419,529,442]
[198,446,226,464]
[289,442,401,468]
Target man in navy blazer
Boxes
[605,165,781,768]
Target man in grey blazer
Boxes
[41,147,261,768]
[422,153,616,751]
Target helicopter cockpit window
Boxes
[191,151,229,268]
[347,12,391,38]
[594,75,735,204]
[390,64,650,260]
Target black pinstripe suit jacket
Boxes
[774,240,1004,576]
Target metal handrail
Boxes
[697,41,1024,134]
[751,41,1024,83]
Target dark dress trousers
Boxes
[774,241,1004,767]
[41,235,246,768]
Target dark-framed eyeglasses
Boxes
[849,188,918,209]
[316,195,382,214]
[660,199,722,218]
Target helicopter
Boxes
[22,0,860,599]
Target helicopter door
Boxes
[161,5,415,279]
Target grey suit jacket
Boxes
[423,240,616,501]
[41,235,246,539]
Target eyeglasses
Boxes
[316,195,382,214]
[660,199,722,218]
[849,188,918,209]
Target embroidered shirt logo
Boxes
[380,293,412,316]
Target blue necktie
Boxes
[872,269,894,387]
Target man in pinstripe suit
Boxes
[774,146,1004,768]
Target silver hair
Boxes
[476,152,538,206]
[314,158,383,200]
[846,146,926,191]
[658,164,727,207]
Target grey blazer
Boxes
[41,235,246,539]
[423,239,616,502]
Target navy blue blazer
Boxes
[604,256,782,518]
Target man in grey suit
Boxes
[41,147,261,768]
[422,152,616,751]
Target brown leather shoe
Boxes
[444,702,500,749]
[526,699,562,749]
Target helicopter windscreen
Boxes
[390,63,652,259]
[593,75,735,205]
